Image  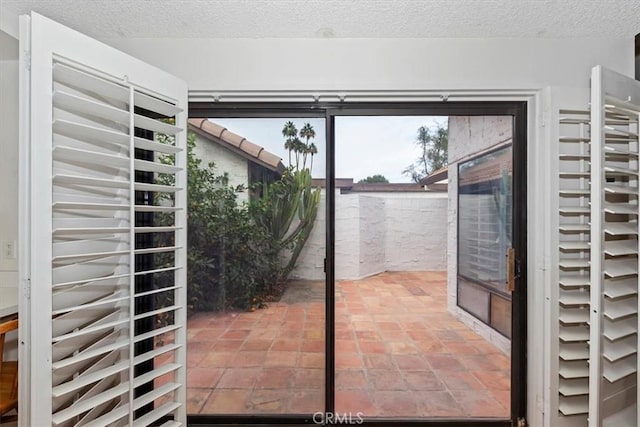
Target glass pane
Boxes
[185,118,326,415]
[457,145,513,292]
[335,116,510,420]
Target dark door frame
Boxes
[187,101,527,427]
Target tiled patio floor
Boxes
[184,271,510,418]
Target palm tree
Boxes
[299,123,315,170]
[282,121,298,166]
[308,142,318,173]
[293,137,304,169]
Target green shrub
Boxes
[156,132,283,312]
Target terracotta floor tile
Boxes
[358,340,386,354]
[406,330,435,341]
[255,367,296,389]
[415,339,447,353]
[241,339,273,351]
[300,340,324,353]
[451,390,509,417]
[186,388,211,413]
[221,329,251,340]
[458,354,503,372]
[264,351,298,367]
[271,338,301,351]
[199,352,236,368]
[443,341,480,354]
[290,390,324,413]
[247,389,290,412]
[373,390,419,416]
[336,339,359,353]
[424,354,465,371]
[368,369,407,390]
[191,328,228,343]
[336,352,363,369]
[335,329,355,340]
[393,354,431,370]
[438,371,486,390]
[187,367,224,388]
[187,351,208,368]
[186,272,510,418]
[402,370,446,391]
[335,369,367,389]
[202,389,251,413]
[355,330,381,341]
[335,390,377,416]
[433,330,465,342]
[363,353,395,370]
[248,329,280,340]
[474,370,511,390]
[228,351,267,367]
[491,389,511,409]
[212,340,245,352]
[294,368,324,389]
[298,352,325,368]
[387,341,419,354]
[415,391,465,417]
[217,367,261,388]
[303,329,325,340]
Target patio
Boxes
[183,271,510,417]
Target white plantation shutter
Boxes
[20,12,187,427]
[588,66,640,427]
[553,66,640,427]
[555,108,592,421]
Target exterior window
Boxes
[457,145,513,337]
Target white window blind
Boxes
[556,108,592,420]
[21,12,187,427]
[588,66,640,427]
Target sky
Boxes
[210,116,446,183]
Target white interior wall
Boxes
[0,31,19,293]
[102,37,632,92]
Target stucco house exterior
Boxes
[188,118,285,202]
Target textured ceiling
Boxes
[1,0,639,39]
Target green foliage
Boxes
[403,121,448,183]
[156,131,282,313]
[251,122,321,283]
[155,121,320,314]
[358,174,389,184]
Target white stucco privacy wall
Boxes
[292,190,448,281]
[385,196,448,272]
[358,196,386,278]
[191,132,250,203]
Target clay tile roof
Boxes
[188,119,285,174]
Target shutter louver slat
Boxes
[556,108,592,419]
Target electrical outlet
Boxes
[2,240,16,260]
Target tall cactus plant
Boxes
[251,122,321,283]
